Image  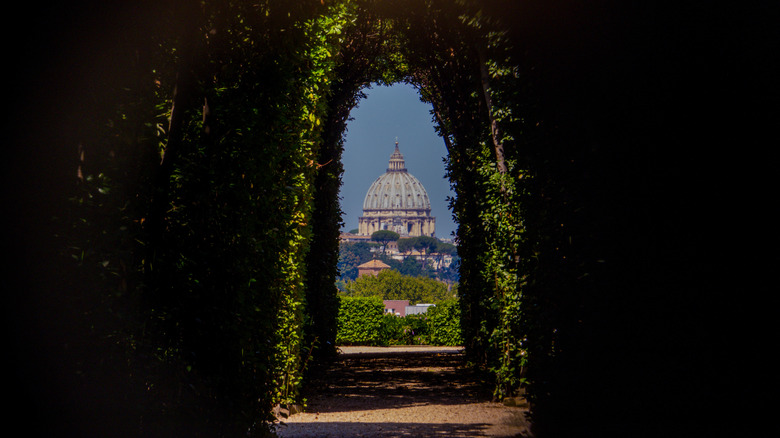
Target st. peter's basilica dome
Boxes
[358,142,435,237]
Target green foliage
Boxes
[51,0,558,433]
[343,269,454,304]
[340,303,460,347]
[428,300,464,346]
[337,241,376,280]
[340,236,456,282]
[336,296,385,346]
[396,255,425,277]
[381,313,431,345]
[371,230,400,253]
[413,235,438,252]
[146,2,347,422]
[57,1,362,433]
[396,237,415,254]
[371,230,401,243]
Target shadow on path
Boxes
[305,349,491,413]
[278,421,496,438]
[276,346,531,437]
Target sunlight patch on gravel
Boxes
[275,345,531,437]
[277,401,530,438]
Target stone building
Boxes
[358,142,436,237]
[356,259,390,278]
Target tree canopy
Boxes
[370,230,400,254]
[343,269,454,304]
[339,236,457,283]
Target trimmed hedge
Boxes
[337,297,462,346]
[428,300,464,346]
[336,296,384,345]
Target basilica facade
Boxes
[358,142,436,237]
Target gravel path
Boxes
[275,346,532,437]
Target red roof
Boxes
[357,259,391,269]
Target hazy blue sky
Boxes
[339,83,457,239]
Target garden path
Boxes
[275,346,532,437]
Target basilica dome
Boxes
[358,142,436,237]
[362,146,431,211]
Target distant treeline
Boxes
[338,238,459,282]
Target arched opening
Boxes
[12,0,750,436]
[339,83,454,239]
[303,1,531,408]
[16,2,545,433]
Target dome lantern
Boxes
[387,141,407,172]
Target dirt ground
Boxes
[274,346,532,437]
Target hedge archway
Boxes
[7,0,612,433]
[307,0,534,404]
[10,0,748,437]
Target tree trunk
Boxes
[145,2,202,279]
[477,46,507,176]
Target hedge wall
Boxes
[427,300,464,347]
[336,296,384,346]
[337,298,462,347]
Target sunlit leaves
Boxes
[66,0,544,432]
[342,269,454,305]
[336,296,384,345]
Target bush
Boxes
[381,314,430,345]
[344,269,453,304]
[337,297,462,346]
[380,314,405,345]
[336,296,384,345]
[428,300,464,346]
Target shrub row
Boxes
[336,297,463,346]
[336,296,385,345]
